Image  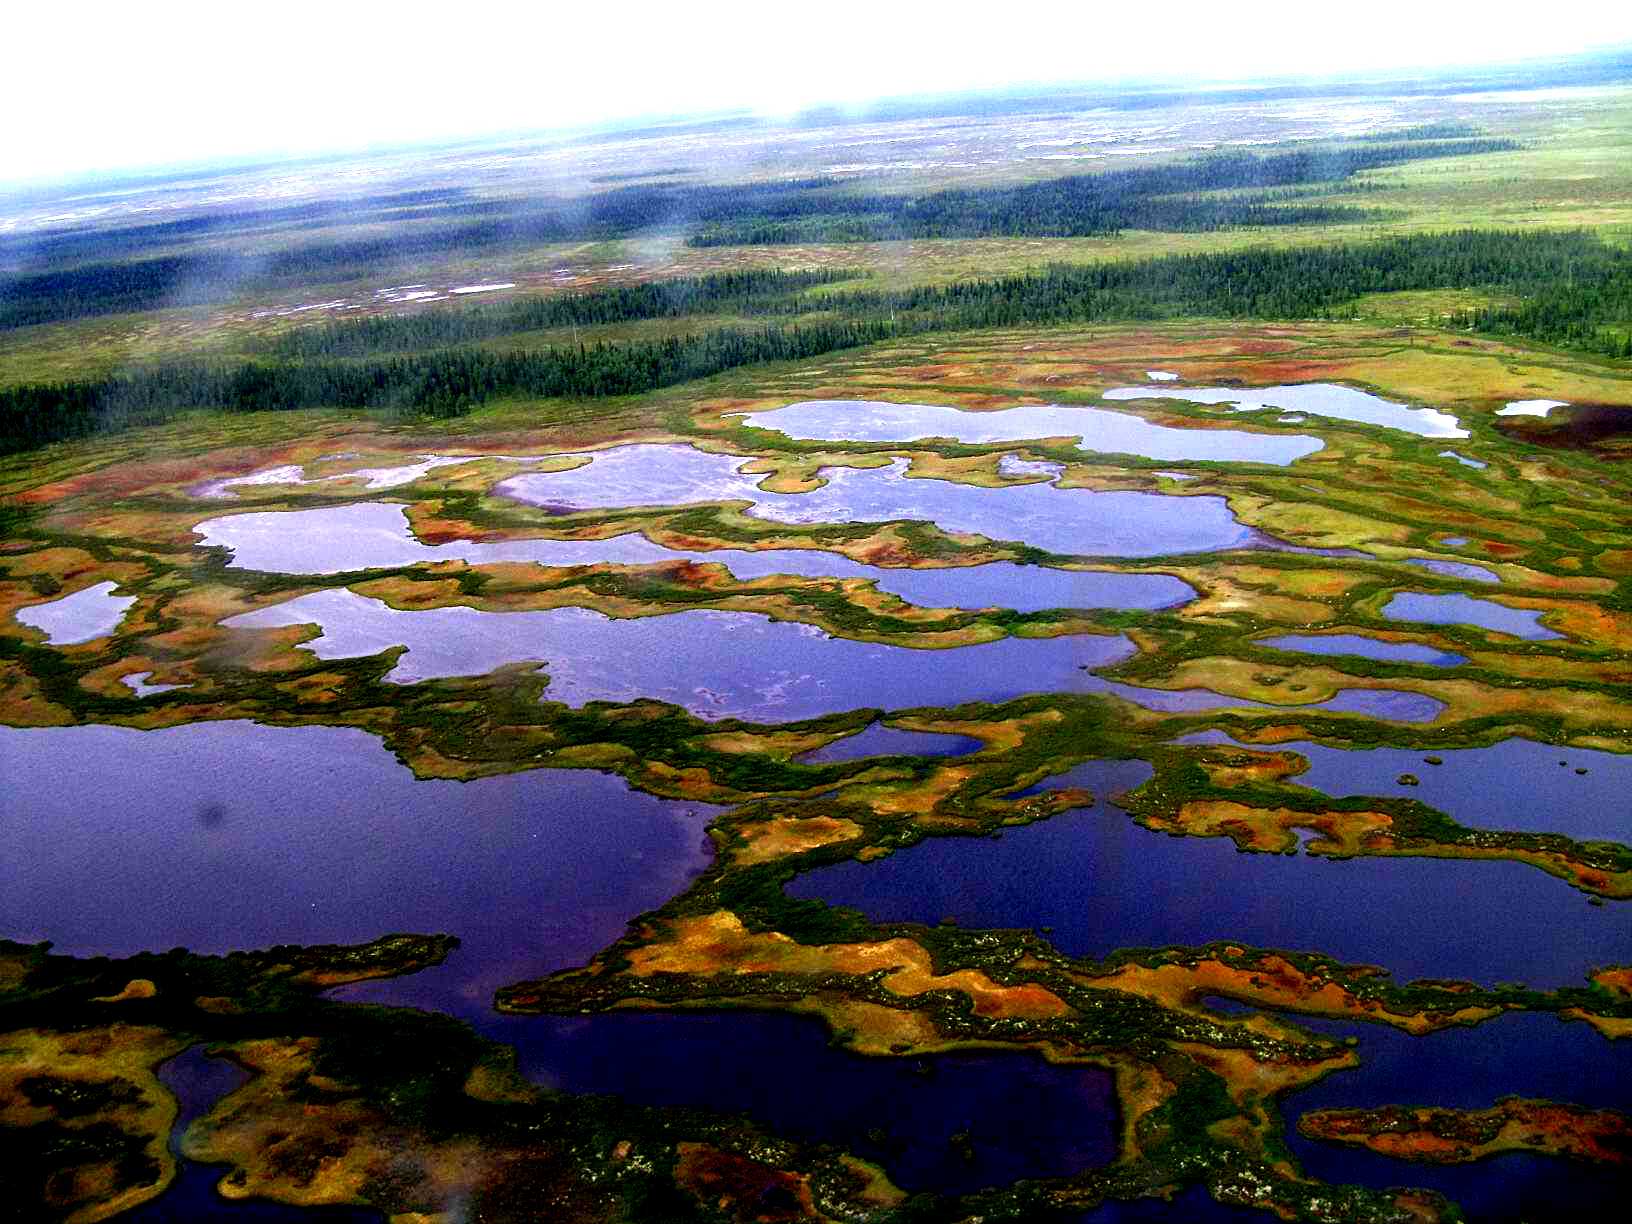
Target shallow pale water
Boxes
[739,399,1323,464]
[222,588,1443,721]
[1104,383,1467,439]
[195,501,1198,611]
[496,443,1264,557]
[14,580,136,644]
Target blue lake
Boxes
[14,580,136,644]
[195,501,1197,611]
[1183,731,1632,842]
[1258,633,1466,667]
[797,722,986,763]
[495,443,1264,557]
[1281,1012,1632,1223]
[0,720,1117,1199]
[221,589,1444,722]
[1382,592,1563,640]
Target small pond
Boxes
[15,580,136,644]
[1257,633,1466,667]
[1104,383,1467,439]
[1381,592,1562,640]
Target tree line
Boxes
[1,141,1513,328]
[4,227,1627,454]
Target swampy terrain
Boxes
[6,69,1632,1224]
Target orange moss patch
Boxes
[626,912,1073,1021]
[1081,956,1501,1035]
[0,1025,189,1224]
[1299,1098,1632,1166]
[673,1143,822,1222]
[1152,800,1393,855]
[733,816,864,866]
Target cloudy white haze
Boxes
[7,0,1632,184]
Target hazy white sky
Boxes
[7,0,1631,185]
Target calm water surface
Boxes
[15,580,136,644]
[496,444,1261,557]
[1382,592,1562,639]
[739,399,1323,464]
[789,762,1631,986]
[221,590,1443,722]
[1103,383,1467,438]
[1258,633,1466,667]
[1281,1012,1632,1222]
[196,502,1197,611]
[1184,731,1632,841]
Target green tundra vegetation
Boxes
[4,72,1632,1223]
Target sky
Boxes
[7,0,1632,186]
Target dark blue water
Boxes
[128,1048,381,1222]
[1281,1012,1632,1222]
[1258,633,1465,666]
[499,1010,1116,1195]
[798,723,986,763]
[0,721,1115,1198]
[1382,592,1562,640]
[0,722,720,1012]
[1183,731,1632,842]
[788,777,1632,987]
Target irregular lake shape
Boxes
[1405,558,1500,583]
[0,721,720,1017]
[1497,399,1567,418]
[223,590,1441,721]
[738,400,1324,465]
[797,723,985,764]
[496,444,1264,557]
[1382,592,1563,640]
[122,670,189,697]
[1283,1013,1632,1223]
[1440,450,1488,469]
[193,453,532,499]
[789,772,1630,987]
[1258,633,1466,667]
[3,721,1115,1199]
[1184,731,1632,842]
[1104,383,1468,439]
[194,502,1198,611]
[223,590,1140,717]
[14,580,136,644]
